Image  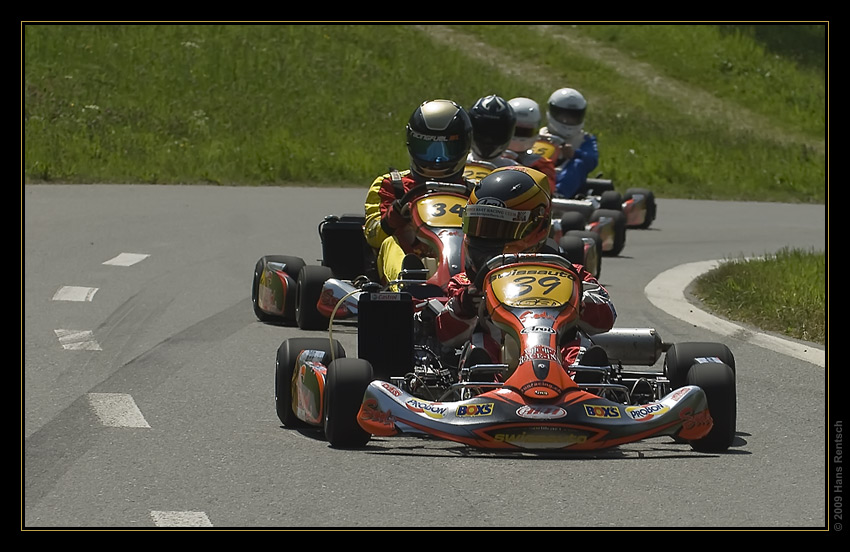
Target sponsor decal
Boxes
[409,130,460,142]
[381,382,402,397]
[491,268,573,282]
[370,292,403,301]
[669,388,689,402]
[518,345,559,365]
[358,398,396,426]
[491,428,589,448]
[680,407,712,430]
[694,356,723,364]
[520,380,561,397]
[625,402,669,421]
[456,403,494,417]
[406,398,447,418]
[466,203,530,222]
[583,404,621,418]
[521,326,556,334]
[519,310,555,323]
[517,405,567,420]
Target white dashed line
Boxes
[52,286,99,302]
[103,253,150,266]
[150,510,213,527]
[54,329,102,351]
[87,393,151,428]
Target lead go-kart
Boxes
[275,252,736,454]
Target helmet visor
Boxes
[549,104,586,126]
[463,203,531,240]
[408,133,468,168]
[513,126,537,138]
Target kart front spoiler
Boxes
[357,380,712,451]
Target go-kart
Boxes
[252,180,472,331]
[275,252,736,454]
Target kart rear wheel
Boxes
[566,229,602,278]
[685,362,736,452]
[591,208,627,257]
[624,188,657,229]
[559,211,587,232]
[558,235,585,267]
[324,358,373,449]
[664,342,736,389]
[276,337,346,428]
[599,190,623,211]
[296,264,334,331]
[252,255,305,324]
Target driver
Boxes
[538,87,600,199]
[435,166,616,366]
[364,99,473,285]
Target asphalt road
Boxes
[23,184,828,529]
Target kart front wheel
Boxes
[591,208,627,257]
[296,264,334,331]
[252,255,305,324]
[566,229,602,279]
[275,337,346,428]
[686,362,736,452]
[324,358,373,449]
[624,188,656,229]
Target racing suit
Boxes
[435,259,616,367]
[538,127,599,199]
[364,168,468,284]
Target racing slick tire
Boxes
[559,211,588,232]
[624,188,657,229]
[558,235,585,268]
[276,337,346,428]
[296,264,334,331]
[252,255,306,324]
[599,190,623,211]
[685,362,736,452]
[324,357,373,448]
[591,208,627,257]
[566,229,602,278]
[664,342,736,389]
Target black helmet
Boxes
[406,99,473,180]
[469,95,517,160]
[462,166,552,280]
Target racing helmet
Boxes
[462,166,552,280]
[508,97,541,153]
[468,94,516,160]
[406,99,473,180]
[546,88,587,144]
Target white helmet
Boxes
[508,97,541,153]
[546,88,587,146]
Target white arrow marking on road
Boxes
[103,253,150,266]
[52,286,99,302]
[87,393,151,428]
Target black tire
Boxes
[685,362,736,452]
[664,342,736,389]
[559,211,587,232]
[558,235,585,266]
[599,190,623,211]
[275,337,346,428]
[252,255,305,323]
[566,229,602,278]
[296,264,334,331]
[591,208,627,257]
[323,357,373,449]
[624,188,657,229]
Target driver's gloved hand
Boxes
[385,199,411,231]
[457,285,483,318]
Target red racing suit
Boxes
[435,261,616,366]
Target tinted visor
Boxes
[513,126,537,138]
[408,133,468,168]
[463,204,531,240]
[549,104,586,126]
